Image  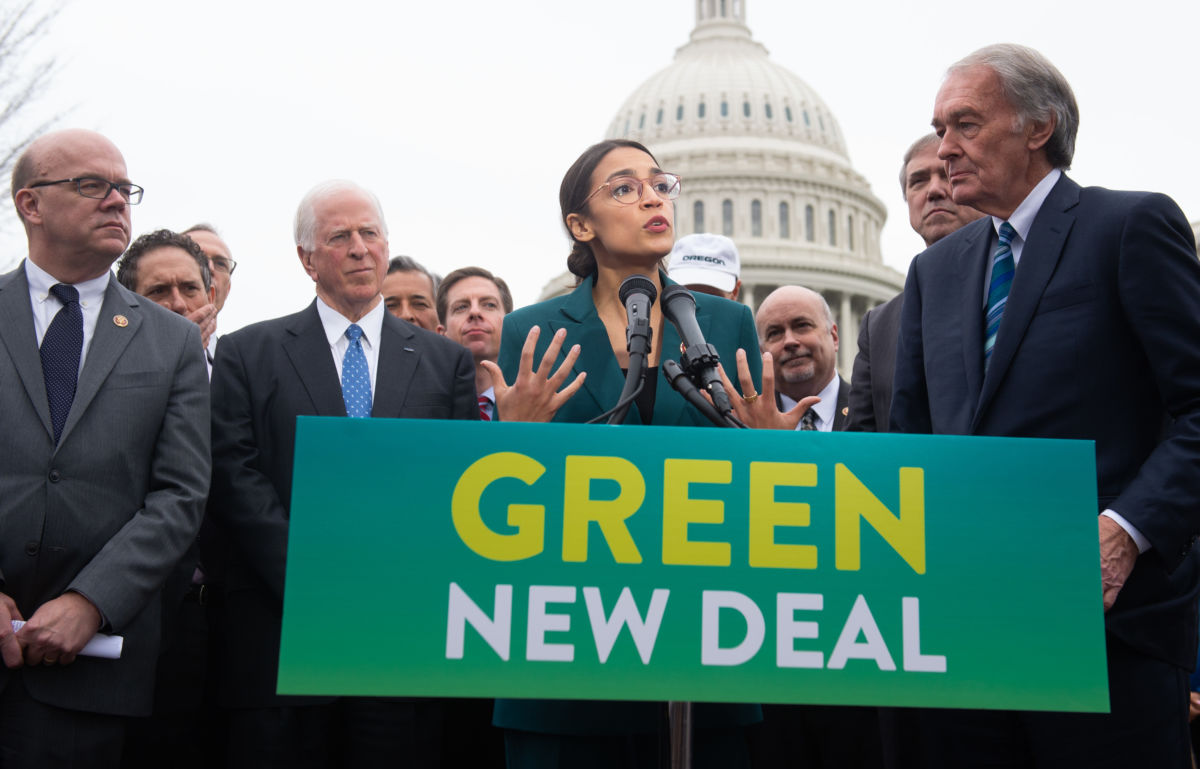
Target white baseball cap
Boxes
[667,233,740,293]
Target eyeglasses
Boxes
[209,256,238,275]
[27,176,144,205]
[583,173,681,206]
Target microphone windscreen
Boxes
[619,275,658,306]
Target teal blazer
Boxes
[498,272,761,427]
[494,272,762,735]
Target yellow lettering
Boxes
[748,462,818,569]
[835,464,925,573]
[662,459,731,566]
[562,456,644,563]
[451,452,545,561]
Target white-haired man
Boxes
[208,180,476,768]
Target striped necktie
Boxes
[478,395,492,422]
[984,222,1016,370]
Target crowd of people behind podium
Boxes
[2,42,1200,769]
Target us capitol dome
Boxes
[540,0,904,374]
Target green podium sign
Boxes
[278,417,1108,712]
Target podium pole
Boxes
[668,701,693,769]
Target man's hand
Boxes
[719,349,820,430]
[186,303,217,349]
[16,592,102,666]
[0,592,24,668]
[483,326,586,423]
[1100,515,1139,612]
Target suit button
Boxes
[24,541,39,556]
[48,469,61,483]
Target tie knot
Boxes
[50,283,79,305]
[998,221,1016,246]
[345,324,364,343]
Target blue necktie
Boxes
[40,283,83,444]
[984,222,1016,370]
[341,324,372,418]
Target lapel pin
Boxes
[841,406,849,416]
[113,315,129,328]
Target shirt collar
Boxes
[779,372,840,430]
[316,296,386,349]
[992,168,1061,242]
[24,259,110,307]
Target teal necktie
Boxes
[984,222,1016,370]
[341,324,372,418]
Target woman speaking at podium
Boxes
[484,139,766,768]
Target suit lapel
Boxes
[953,221,991,418]
[373,314,419,417]
[832,375,850,431]
[0,264,54,438]
[974,176,1079,428]
[549,277,621,420]
[283,302,347,417]
[58,277,141,446]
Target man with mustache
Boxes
[754,284,847,432]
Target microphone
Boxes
[660,285,734,416]
[619,275,657,359]
[589,275,658,425]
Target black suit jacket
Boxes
[847,293,901,433]
[208,301,477,707]
[891,175,1200,668]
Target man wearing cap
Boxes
[667,233,741,301]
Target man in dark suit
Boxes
[847,133,983,433]
[0,129,210,767]
[892,44,1200,767]
[754,285,848,432]
[208,180,477,768]
[748,286,879,769]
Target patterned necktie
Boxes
[341,324,372,418]
[40,283,83,444]
[478,395,492,422]
[984,222,1017,370]
[800,409,818,431]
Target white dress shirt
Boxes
[25,259,110,373]
[315,297,385,396]
[779,374,840,432]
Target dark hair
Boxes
[117,229,212,293]
[559,139,659,281]
[436,266,514,324]
[386,254,440,294]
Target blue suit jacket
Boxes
[891,175,1200,668]
[494,273,762,734]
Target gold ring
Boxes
[743,392,759,403]
[43,657,57,665]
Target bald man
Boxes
[0,129,209,766]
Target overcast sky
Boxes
[3,0,1196,334]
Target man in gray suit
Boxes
[0,129,210,766]
[209,180,476,768]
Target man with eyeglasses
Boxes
[0,129,209,767]
[182,225,235,366]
